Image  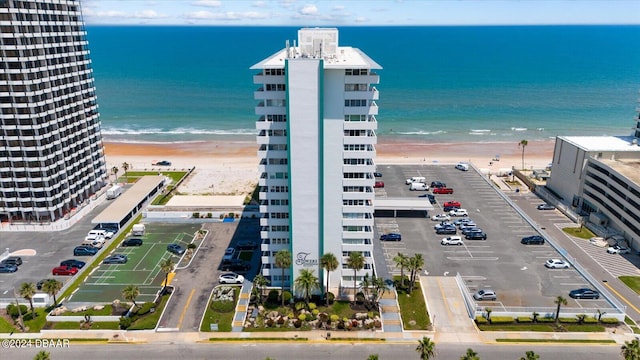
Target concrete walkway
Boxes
[379,285,403,332]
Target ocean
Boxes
[85,25,640,144]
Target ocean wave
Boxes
[101,127,258,136]
[470,129,491,133]
[394,130,446,135]
[511,127,528,131]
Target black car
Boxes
[569,288,600,299]
[60,259,86,269]
[221,259,250,272]
[373,172,383,178]
[0,264,17,273]
[154,160,171,166]
[436,227,457,235]
[237,240,258,250]
[74,245,99,256]
[419,194,437,204]
[36,278,55,290]
[521,235,545,245]
[465,232,487,240]
[380,233,402,241]
[122,238,143,247]
[1,256,22,267]
[430,181,446,188]
[167,243,185,255]
[462,227,483,235]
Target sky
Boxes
[82,0,640,26]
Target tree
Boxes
[531,311,539,323]
[122,162,130,182]
[252,274,269,305]
[393,252,409,288]
[34,351,51,360]
[460,348,480,360]
[320,252,339,306]
[519,139,528,170]
[416,336,436,360]
[621,338,640,360]
[367,355,379,360]
[554,295,567,323]
[346,251,365,301]
[19,282,37,315]
[520,350,540,360]
[160,258,175,294]
[111,166,119,181]
[484,307,492,324]
[371,275,388,306]
[122,284,140,308]
[41,279,63,306]
[596,309,607,322]
[274,250,291,306]
[359,273,372,301]
[294,268,319,305]
[407,253,424,293]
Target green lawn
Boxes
[620,276,640,294]
[201,287,240,332]
[0,317,16,332]
[127,294,171,330]
[396,284,430,330]
[562,226,595,239]
[47,321,120,330]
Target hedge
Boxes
[583,317,599,324]
[517,317,532,323]
[537,317,555,323]
[601,318,619,324]
[559,317,579,323]
[490,316,515,324]
[475,316,488,324]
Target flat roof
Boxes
[597,158,640,186]
[560,135,640,152]
[165,195,246,208]
[92,176,165,224]
[250,46,382,70]
[375,197,434,211]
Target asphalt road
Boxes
[0,342,621,360]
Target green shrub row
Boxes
[490,316,515,324]
[476,315,619,326]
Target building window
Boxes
[345,69,368,76]
[344,99,367,107]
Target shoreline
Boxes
[103,138,555,195]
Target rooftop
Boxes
[560,135,640,153]
[597,158,640,186]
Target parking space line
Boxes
[447,257,499,261]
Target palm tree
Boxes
[19,282,37,315]
[122,284,140,308]
[531,311,539,323]
[460,348,480,360]
[484,307,492,324]
[621,338,640,360]
[274,250,291,306]
[520,350,540,360]
[160,258,175,294]
[392,252,409,288]
[252,274,269,305]
[519,139,528,170]
[408,254,424,293]
[122,162,130,182]
[111,166,119,182]
[359,273,372,301]
[371,275,388,306]
[416,336,436,360]
[346,251,365,301]
[554,295,567,323]
[320,252,339,306]
[367,355,379,360]
[41,279,63,306]
[294,269,319,305]
[34,351,51,360]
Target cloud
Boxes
[354,16,368,23]
[332,5,345,11]
[133,10,166,19]
[299,4,318,16]
[184,11,269,21]
[191,0,221,7]
[252,1,267,7]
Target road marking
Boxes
[602,281,640,315]
[177,288,196,329]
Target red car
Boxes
[374,181,385,188]
[443,201,461,208]
[52,265,78,276]
[433,187,454,194]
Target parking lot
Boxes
[373,164,616,312]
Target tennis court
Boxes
[68,223,201,304]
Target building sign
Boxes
[295,252,318,267]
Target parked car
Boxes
[545,259,570,269]
[449,208,468,217]
[430,181,446,188]
[373,172,383,178]
[458,221,477,229]
[374,181,385,188]
[443,201,461,208]
[436,227,457,235]
[569,288,600,299]
[237,240,258,250]
[418,193,437,204]
[36,279,55,290]
[434,221,454,230]
[537,203,556,210]
[431,213,451,221]
[462,227,483,236]
[223,247,236,260]
[380,233,402,241]
[454,218,474,226]
[433,187,454,194]
[521,235,545,245]
[218,272,245,284]
[87,229,114,240]
[153,160,172,166]
[167,244,186,255]
[455,162,470,171]
[52,266,78,276]
[103,254,128,264]
[406,176,426,185]
[473,289,497,301]
[60,259,86,269]
[589,237,608,248]
[0,264,18,273]
[122,238,143,247]
[607,245,631,254]
[465,232,487,240]
[441,236,464,246]
[221,259,250,272]
[73,245,99,256]
[0,256,22,267]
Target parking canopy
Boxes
[374,197,434,217]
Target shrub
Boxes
[312,309,319,316]
[267,290,279,304]
[298,314,306,322]
[136,302,155,316]
[355,292,365,303]
[601,318,619,324]
[559,317,578,323]
[583,317,599,324]
[6,304,28,318]
[537,317,555,323]
[475,316,489,324]
[325,292,335,304]
[228,212,235,218]
[210,300,235,313]
[308,302,317,310]
[367,312,374,319]
[287,312,295,319]
[516,317,532,323]
[219,214,224,220]
[192,212,200,218]
[490,316,514,324]
[295,302,306,311]
[187,243,196,250]
[330,314,340,323]
[206,213,212,218]
[282,291,292,304]
[119,316,132,329]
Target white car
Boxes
[87,229,114,240]
[449,208,469,217]
[607,245,631,254]
[473,289,497,301]
[218,272,245,284]
[545,259,570,269]
[441,236,464,246]
[589,237,608,248]
[431,213,451,222]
